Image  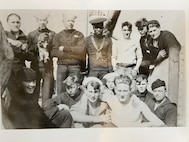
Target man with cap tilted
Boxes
[28,13,56,105]
[86,11,113,79]
[51,12,85,97]
[151,79,177,126]
[6,67,73,128]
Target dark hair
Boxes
[115,75,132,86]
[135,18,148,28]
[147,20,160,29]
[122,21,132,31]
[7,13,21,22]
[87,81,101,92]
[136,74,148,83]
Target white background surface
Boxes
[0,0,189,142]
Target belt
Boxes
[116,63,136,68]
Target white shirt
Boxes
[112,38,142,68]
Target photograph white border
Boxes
[0,0,189,142]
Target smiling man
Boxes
[151,79,177,126]
[7,67,60,129]
[147,20,181,67]
[70,77,111,128]
[101,75,164,127]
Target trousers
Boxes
[56,64,80,96]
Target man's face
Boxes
[93,25,103,36]
[7,15,21,32]
[115,83,130,104]
[153,86,166,102]
[106,78,115,91]
[86,84,100,103]
[138,26,148,37]
[148,26,161,39]
[22,80,36,94]
[122,26,131,39]
[136,79,148,93]
[66,84,79,97]
[37,18,48,30]
[63,17,75,30]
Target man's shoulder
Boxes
[160,30,175,38]
[146,91,154,98]
[73,29,84,35]
[160,98,177,110]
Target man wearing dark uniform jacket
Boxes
[86,11,113,79]
[151,79,177,126]
[51,13,85,96]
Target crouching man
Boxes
[100,75,165,127]
[70,77,111,128]
[43,75,83,128]
[7,67,59,129]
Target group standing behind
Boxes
[1,12,181,128]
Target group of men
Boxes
[1,11,180,128]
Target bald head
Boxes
[62,12,77,30]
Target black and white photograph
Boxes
[0,0,189,141]
[0,9,185,128]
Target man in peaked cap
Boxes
[28,13,56,105]
[151,79,177,126]
[51,12,86,97]
[86,11,113,80]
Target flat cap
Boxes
[151,79,166,90]
[17,67,37,81]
